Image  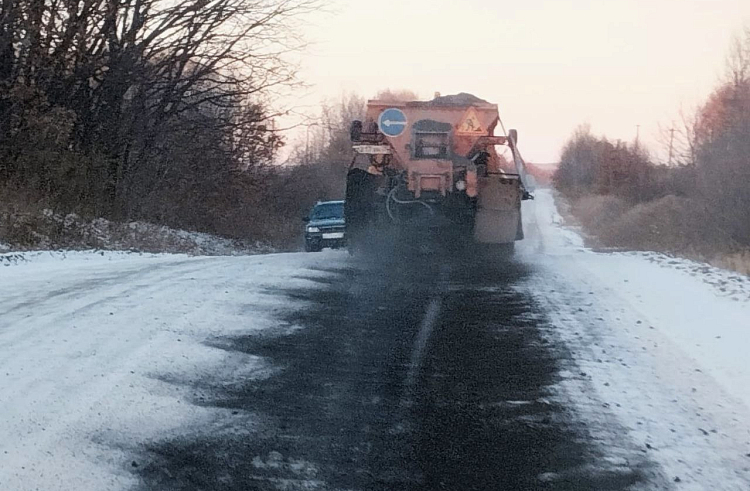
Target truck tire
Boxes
[476,241,515,261]
[499,242,515,256]
[345,168,378,253]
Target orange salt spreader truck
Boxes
[345,92,533,254]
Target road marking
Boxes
[403,264,450,404]
[404,297,441,394]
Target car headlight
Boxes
[307,227,320,233]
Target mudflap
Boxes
[473,175,522,245]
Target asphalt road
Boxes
[135,249,664,491]
[6,192,747,490]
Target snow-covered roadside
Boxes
[1,249,167,267]
[518,189,750,489]
[0,209,274,256]
[0,249,346,491]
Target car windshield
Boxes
[311,203,343,220]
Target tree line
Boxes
[554,28,750,254]
[0,0,327,246]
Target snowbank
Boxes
[0,207,273,255]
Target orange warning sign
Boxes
[455,107,485,135]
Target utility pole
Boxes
[668,127,676,166]
[635,124,641,147]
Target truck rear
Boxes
[345,93,532,254]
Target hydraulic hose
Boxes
[386,186,434,223]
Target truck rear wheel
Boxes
[345,168,379,253]
[475,241,515,261]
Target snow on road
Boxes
[518,190,750,490]
[1,190,749,490]
[0,251,344,491]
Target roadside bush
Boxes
[607,195,728,254]
[570,195,629,242]
[567,192,734,257]
[713,251,750,276]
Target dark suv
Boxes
[304,200,346,252]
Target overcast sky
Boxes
[285,0,750,163]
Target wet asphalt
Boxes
[136,251,662,490]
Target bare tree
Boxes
[725,26,750,88]
[0,0,317,242]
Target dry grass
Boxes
[709,250,750,276]
[610,195,731,254]
[565,192,750,276]
[570,194,729,254]
[570,194,629,247]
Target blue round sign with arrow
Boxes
[378,108,407,137]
